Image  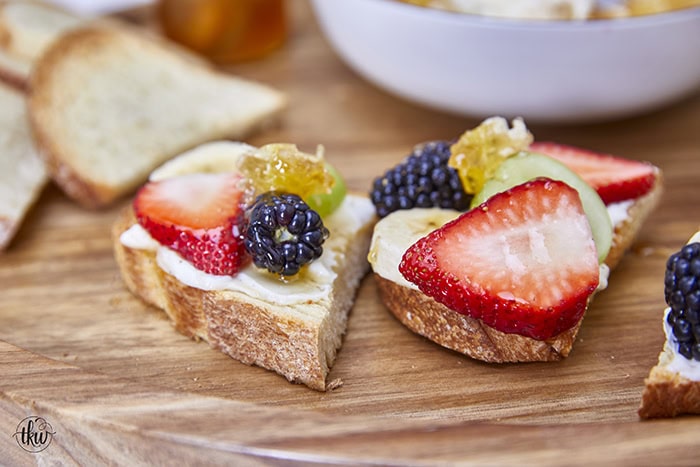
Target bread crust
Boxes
[0,217,14,249]
[0,49,29,90]
[605,170,663,271]
[0,0,83,90]
[0,66,26,89]
[376,275,580,362]
[113,203,374,391]
[373,176,662,363]
[0,80,47,250]
[639,345,700,418]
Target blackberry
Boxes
[369,140,471,218]
[665,242,700,360]
[244,192,329,276]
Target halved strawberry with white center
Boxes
[399,178,600,340]
[134,172,248,276]
[529,142,657,205]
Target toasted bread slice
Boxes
[0,0,83,60]
[113,142,376,390]
[639,342,700,418]
[368,176,662,363]
[30,25,286,209]
[0,80,47,250]
[0,0,84,88]
[639,231,700,419]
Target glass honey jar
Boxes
[158,0,287,63]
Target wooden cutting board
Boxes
[2,1,700,464]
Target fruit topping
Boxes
[237,143,335,206]
[244,192,329,276]
[665,241,700,361]
[370,140,471,218]
[529,142,657,205]
[134,172,248,276]
[471,151,612,264]
[306,162,347,218]
[448,117,533,195]
[400,178,600,340]
[149,141,254,182]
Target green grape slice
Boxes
[471,152,612,263]
[306,163,347,218]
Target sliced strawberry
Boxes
[399,178,600,341]
[529,141,656,205]
[134,172,249,276]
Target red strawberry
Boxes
[399,178,600,341]
[134,172,249,276]
[529,141,656,205]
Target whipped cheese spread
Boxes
[607,200,633,228]
[121,195,375,306]
[663,307,700,381]
[420,0,595,20]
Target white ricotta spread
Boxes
[663,308,700,381]
[606,200,633,227]
[120,195,375,306]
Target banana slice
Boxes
[368,208,461,289]
[149,141,260,181]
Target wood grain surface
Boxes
[2,1,700,464]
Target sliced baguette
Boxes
[113,142,376,391]
[0,80,47,250]
[639,342,700,418]
[30,25,286,209]
[0,0,83,60]
[0,0,84,88]
[369,176,663,363]
[639,230,700,419]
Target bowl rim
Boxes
[341,0,700,31]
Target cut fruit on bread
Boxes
[30,25,286,209]
[401,179,601,342]
[639,231,700,419]
[0,80,47,250]
[114,141,376,390]
[0,0,85,88]
[368,117,662,363]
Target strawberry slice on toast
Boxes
[399,178,600,341]
[134,172,248,276]
[529,141,657,205]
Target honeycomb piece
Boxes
[237,143,334,202]
[448,117,533,194]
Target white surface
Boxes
[310,0,700,123]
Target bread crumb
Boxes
[326,378,343,391]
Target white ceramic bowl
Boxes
[310,0,700,123]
